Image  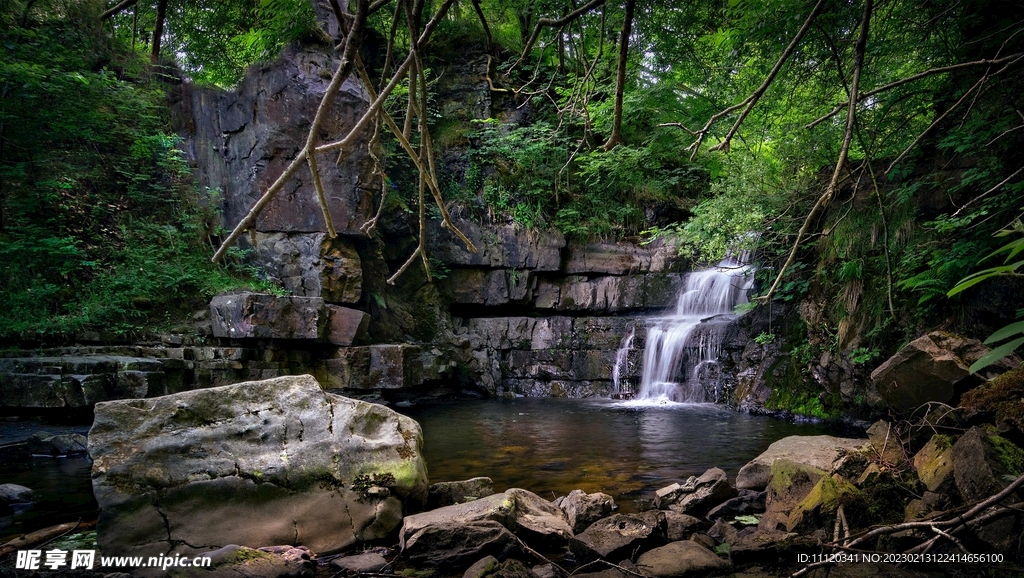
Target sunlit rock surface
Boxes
[89,375,427,558]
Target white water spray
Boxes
[612,326,635,395]
[636,256,754,404]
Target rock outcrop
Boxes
[736,435,869,491]
[89,375,428,558]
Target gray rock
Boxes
[401,488,572,551]
[564,240,680,275]
[326,305,369,346]
[331,552,388,574]
[89,375,427,559]
[253,233,362,303]
[0,356,164,407]
[27,431,88,456]
[0,483,35,515]
[758,459,828,533]
[912,435,955,493]
[706,490,766,520]
[635,540,730,577]
[463,555,500,578]
[531,563,559,578]
[664,512,702,542]
[657,468,738,517]
[180,45,375,235]
[952,426,1015,502]
[428,218,565,271]
[428,477,496,509]
[210,293,325,340]
[324,345,424,390]
[401,520,526,570]
[736,435,870,491]
[870,332,973,410]
[866,420,906,465]
[569,511,666,564]
[557,489,615,533]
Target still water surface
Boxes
[400,398,836,510]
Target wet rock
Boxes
[330,552,388,574]
[210,293,325,340]
[401,520,526,570]
[428,477,496,509]
[0,356,165,407]
[401,488,572,552]
[635,540,730,577]
[663,512,702,542]
[26,431,88,456]
[463,555,499,578]
[556,489,616,533]
[569,511,666,564]
[736,436,869,491]
[0,483,34,515]
[89,375,427,559]
[706,490,766,520]
[759,459,828,532]
[326,305,369,346]
[912,435,955,493]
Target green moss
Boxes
[986,430,1024,476]
[932,434,953,451]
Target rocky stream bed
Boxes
[2,372,1024,578]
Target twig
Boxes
[759,0,872,302]
[513,0,605,70]
[806,53,1023,129]
[930,525,970,554]
[688,0,827,159]
[952,164,1024,217]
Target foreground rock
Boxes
[736,435,869,491]
[570,511,666,564]
[635,540,730,577]
[556,489,615,533]
[655,468,737,517]
[197,545,314,578]
[89,375,428,558]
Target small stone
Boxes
[463,556,500,578]
[332,552,388,574]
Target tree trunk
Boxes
[151,0,167,62]
[602,0,634,151]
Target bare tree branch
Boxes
[805,53,1023,129]
[211,0,369,263]
[513,0,605,69]
[759,0,872,303]
[675,0,827,159]
[100,0,136,21]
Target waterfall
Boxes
[636,256,754,403]
[612,326,635,395]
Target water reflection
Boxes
[399,398,835,510]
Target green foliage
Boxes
[948,221,1024,373]
[850,347,880,365]
[754,332,775,345]
[0,1,270,339]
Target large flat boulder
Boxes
[569,511,666,564]
[89,375,428,558]
[736,435,869,491]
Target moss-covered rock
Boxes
[786,474,859,533]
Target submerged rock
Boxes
[0,483,35,515]
[26,431,88,456]
[89,375,427,559]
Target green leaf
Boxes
[969,336,1024,374]
[734,515,760,525]
[985,321,1024,345]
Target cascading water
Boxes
[636,256,754,403]
[612,326,636,395]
